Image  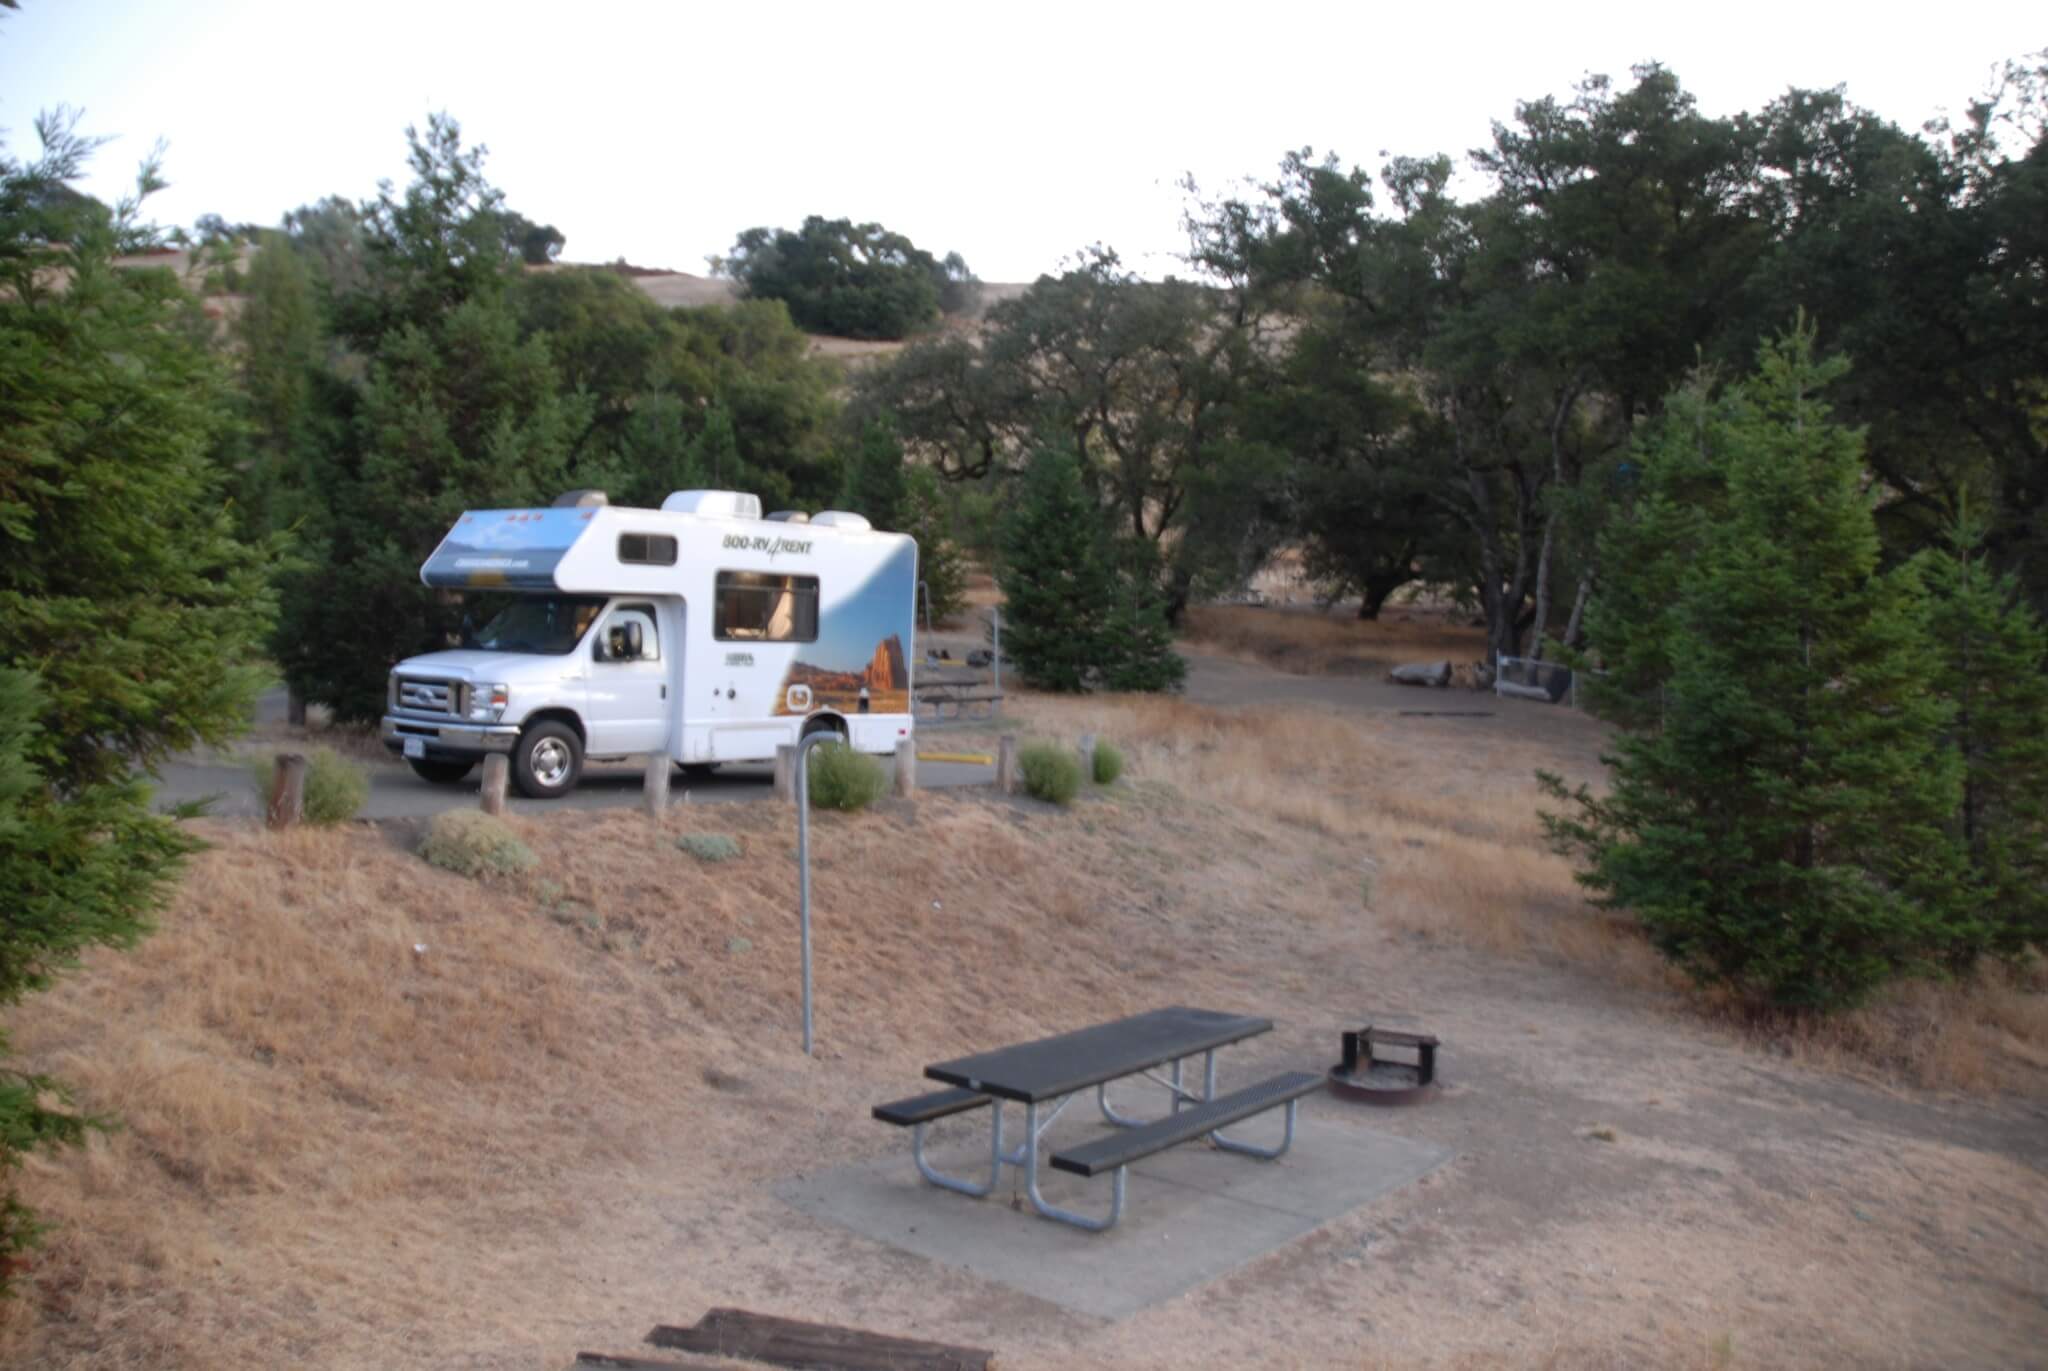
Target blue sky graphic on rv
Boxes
[776,537,917,717]
[420,507,599,589]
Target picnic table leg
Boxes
[1209,1098,1304,1160]
[1097,1057,1194,1128]
[1022,1096,1126,1232]
[913,1101,1010,1198]
[1197,1050,1303,1159]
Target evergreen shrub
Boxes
[676,833,743,862]
[419,811,536,878]
[806,742,886,811]
[1019,742,1083,805]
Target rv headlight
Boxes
[469,683,509,722]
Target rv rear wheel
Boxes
[512,721,583,799]
[407,757,475,785]
[800,715,847,744]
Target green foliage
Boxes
[1,115,273,1290]
[1018,742,1083,806]
[719,216,969,340]
[998,442,1183,693]
[1091,740,1125,785]
[497,209,564,264]
[998,443,1118,692]
[418,810,536,878]
[247,749,368,826]
[904,466,967,623]
[675,833,742,862]
[840,418,909,529]
[274,121,598,722]
[1542,331,1963,1011]
[511,270,841,513]
[804,742,886,811]
[1910,514,2048,957]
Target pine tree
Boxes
[902,465,967,623]
[1912,514,2048,958]
[0,114,275,1287]
[273,119,596,722]
[1098,538,1187,693]
[997,441,1185,693]
[1543,329,1961,1010]
[998,442,1115,692]
[838,418,909,529]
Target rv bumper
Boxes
[381,716,521,759]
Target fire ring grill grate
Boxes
[1327,1025,1439,1106]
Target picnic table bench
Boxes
[872,1006,1322,1231]
[913,667,1003,720]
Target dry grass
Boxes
[1740,957,2048,1093]
[3,691,2042,1368]
[980,693,2048,1092]
[1181,603,1486,679]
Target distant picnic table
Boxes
[913,663,1003,720]
[873,1007,1322,1231]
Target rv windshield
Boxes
[463,595,606,655]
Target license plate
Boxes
[403,737,425,760]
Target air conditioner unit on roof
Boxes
[660,490,762,520]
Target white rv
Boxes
[379,489,917,798]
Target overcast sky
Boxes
[1,2,2039,282]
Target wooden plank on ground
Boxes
[574,1354,691,1369]
[647,1308,995,1371]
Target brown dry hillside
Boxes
[4,694,2044,1369]
[114,246,1025,362]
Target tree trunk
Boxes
[1357,566,1413,621]
[1562,572,1594,650]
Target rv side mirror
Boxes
[618,619,644,660]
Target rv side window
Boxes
[715,571,819,642]
[618,532,678,566]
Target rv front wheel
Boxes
[513,721,583,799]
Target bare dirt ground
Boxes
[3,675,2043,1369]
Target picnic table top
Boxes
[924,1006,1271,1104]
[915,667,989,687]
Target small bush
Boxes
[418,810,536,878]
[1019,742,1083,805]
[676,833,742,862]
[1091,740,1125,786]
[249,747,369,825]
[805,741,886,811]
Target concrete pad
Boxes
[774,1102,1451,1320]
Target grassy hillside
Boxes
[4,692,2042,1368]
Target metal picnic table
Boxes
[875,1006,1321,1231]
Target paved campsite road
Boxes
[154,689,994,820]
[154,654,1598,820]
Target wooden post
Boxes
[479,752,509,816]
[894,737,917,797]
[997,734,1017,795]
[774,744,796,801]
[643,754,669,816]
[286,687,307,727]
[266,753,306,830]
[1079,732,1096,779]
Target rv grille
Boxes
[394,677,467,719]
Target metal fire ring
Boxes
[1327,1025,1439,1106]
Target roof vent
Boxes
[553,489,609,508]
[809,510,872,531]
[660,489,763,520]
[765,510,811,523]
